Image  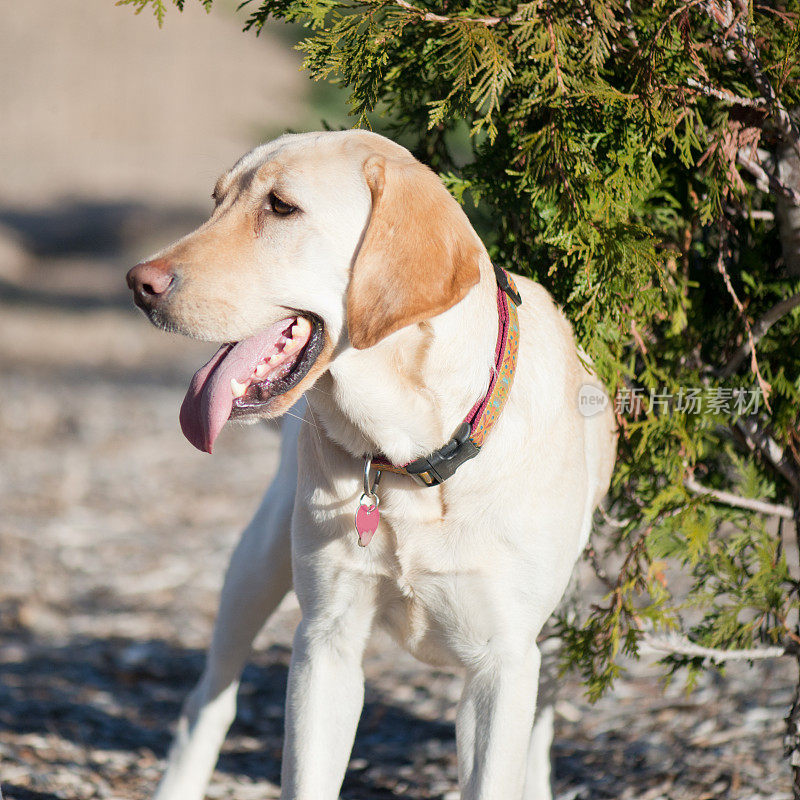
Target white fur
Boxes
[144,130,616,800]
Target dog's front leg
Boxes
[154,413,302,800]
[280,559,376,800]
[456,643,542,800]
[155,493,293,800]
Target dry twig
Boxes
[737,151,800,204]
[684,474,794,519]
[735,416,800,492]
[722,292,800,377]
[387,0,525,26]
[686,77,766,108]
[641,629,789,661]
[714,218,773,405]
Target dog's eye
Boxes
[269,193,297,216]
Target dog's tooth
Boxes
[292,317,311,340]
[284,337,304,356]
[254,363,269,379]
[268,352,282,366]
[230,377,249,398]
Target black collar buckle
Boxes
[493,264,522,306]
[403,422,480,487]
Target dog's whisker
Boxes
[302,399,326,450]
[305,383,333,397]
[284,406,319,432]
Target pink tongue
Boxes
[179,317,295,453]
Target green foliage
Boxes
[115,0,213,26]
[122,0,800,697]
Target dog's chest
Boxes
[370,521,496,668]
[376,561,460,667]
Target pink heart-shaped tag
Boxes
[355,501,380,547]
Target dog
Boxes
[126,129,617,800]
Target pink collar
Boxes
[371,264,521,487]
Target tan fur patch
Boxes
[347,154,482,350]
[438,484,448,522]
[412,321,434,392]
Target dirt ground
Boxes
[0,2,797,799]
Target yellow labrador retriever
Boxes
[127,130,616,800]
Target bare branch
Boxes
[737,151,800,204]
[685,474,794,519]
[583,543,616,591]
[775,140,800,278]
[745,209,775,221]
[686,77,766,108]
[714,218,773,404]
[722,292,800,376]
[736,416,800,491]
[725,204,775,221]
[388,0,524,26]
[597,505,629,529]
[640,629,789,660]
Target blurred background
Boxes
[0,2,793,798]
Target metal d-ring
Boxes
[363,456,382,505]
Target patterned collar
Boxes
[371,264,521,487]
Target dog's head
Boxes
[127,130,482,453]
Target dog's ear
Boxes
[347,154,482,350]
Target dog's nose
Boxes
[127,258,176,311]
